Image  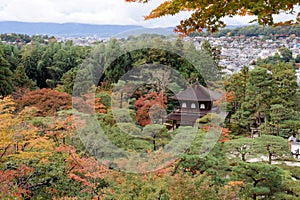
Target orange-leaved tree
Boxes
[0,96,56,161]
[135,91,167,126]
[0,164,34,198]
[0,96,58,199]
[126,0,299,35]
[56,145,110,198]
[17,88,72,116]
[73,93,107,114]
[0,96,16,160]
[218,127,231,144]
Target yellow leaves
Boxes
[227,181,245,187]
[144,1,182,20]
[18,106,39,121]
[0,96,15,137]
[0,127,13,141]
[237,8,251,16]
[0,96,15,159]
[148,0,205,18]
[9,151,49,161]
[39,157,50,165]
[0,97,56,161]
[0,96,15,114]
[28,136,55,152]
[3,131,55,161]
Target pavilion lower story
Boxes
[166,109,210,127]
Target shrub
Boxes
[18,88,72,116]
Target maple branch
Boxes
[0,143,12,160]
[28,179,51,190]
[21,142,30,151]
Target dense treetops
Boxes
[0,32,300,199]
[0,33,54,44]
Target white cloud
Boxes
[0,0,298,28]
[0,0,168,26]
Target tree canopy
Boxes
[126,0,300,35]
[1,32,300,199]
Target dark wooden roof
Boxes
[170,82,222,101]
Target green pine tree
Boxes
[0,54,13,96]
[12,64,35,89]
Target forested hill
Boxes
[0,21,174,37]
[190,25,300,38]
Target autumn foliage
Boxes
[135,91,167,126]
[73,93,107,114]
[218,128,231,143]
[0,97,54,161]
[126,0,300,35]
[0,165,34,198]
[0,96,110,199]
[214,91,235,106]
[18,88,72,116]
[56,145,109,197]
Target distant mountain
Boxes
[224,24,249,29]
[114,27,175,38]
[0,21,175,38]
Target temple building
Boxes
[166,82,222,127]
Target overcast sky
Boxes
[0,0,298,27]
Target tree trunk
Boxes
[242,153,246,162]
[119,92,123,108]
[0,143,11,160]
[266,145,272,164]
[152,134,156,151]
[268,153,272,164]
[257,112,261,126]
